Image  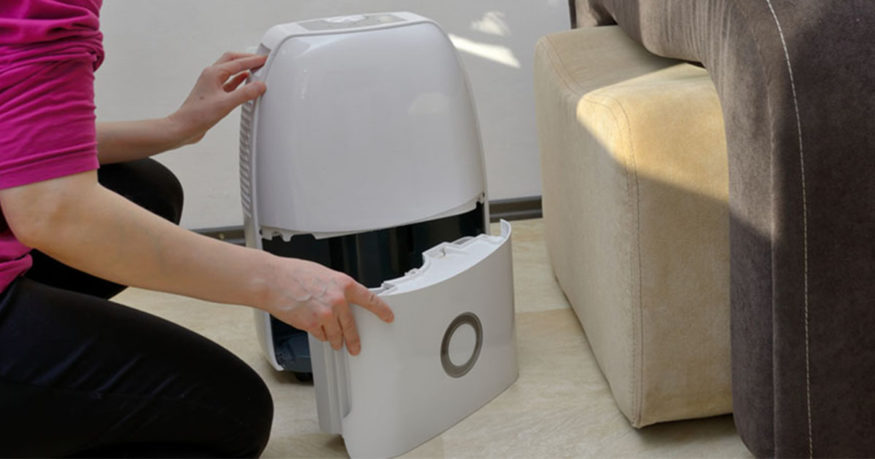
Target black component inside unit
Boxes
[263,203,486,374]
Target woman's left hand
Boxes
[168,52,267,146]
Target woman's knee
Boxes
[98,158,184,224]
[245,373,274,457]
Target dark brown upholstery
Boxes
[574,1,875,457]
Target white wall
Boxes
[96,1,569,229]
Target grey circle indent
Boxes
[440,312,483,378]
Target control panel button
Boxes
[324,15,366,24]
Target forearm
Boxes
[96,118,189,164]
[0,170,393,354]
[7,171,275,309]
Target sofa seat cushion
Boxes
[534,25,730,427]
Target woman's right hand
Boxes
[261,257,394,356]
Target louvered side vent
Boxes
[239,99,255,219]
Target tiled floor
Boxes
[114,219,751,458]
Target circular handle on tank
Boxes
[440,312,483,378]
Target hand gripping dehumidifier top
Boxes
[240,12,518,458]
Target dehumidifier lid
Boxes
[240,12,487,238]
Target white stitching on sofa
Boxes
[765,1,812,457]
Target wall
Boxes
[95,1,569,229]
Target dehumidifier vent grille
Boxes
[239,99,255,218]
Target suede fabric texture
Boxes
[535,26,731,427]
[574,1,875,457]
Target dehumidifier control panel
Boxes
[299,13,404,31]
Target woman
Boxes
[0,1,393,456]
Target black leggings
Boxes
[0,160,273,458]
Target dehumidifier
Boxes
[239,12,518,457]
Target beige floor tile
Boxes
[492,219,570,314]
[113,218,749,458]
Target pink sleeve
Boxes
[0,54,101,189]
[0,0,103,291]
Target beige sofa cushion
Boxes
[534,26,731,427]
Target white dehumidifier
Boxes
[239,12,518,457]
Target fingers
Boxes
[304,301,359,355]
[311,325,327,342]
[223,72,250,92]
[216,55,266,105]
[319,307,344,351]
[228,80,266,106]
[334,301,361,355]
[213,51,258,65]
[215,54,267,81]
[303,283,387,356]
[319,289,362,355]
[347,282,394,323]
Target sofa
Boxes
[537,1,875,457]
[535,25,731,428]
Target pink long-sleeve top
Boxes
[0,0,103,291]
